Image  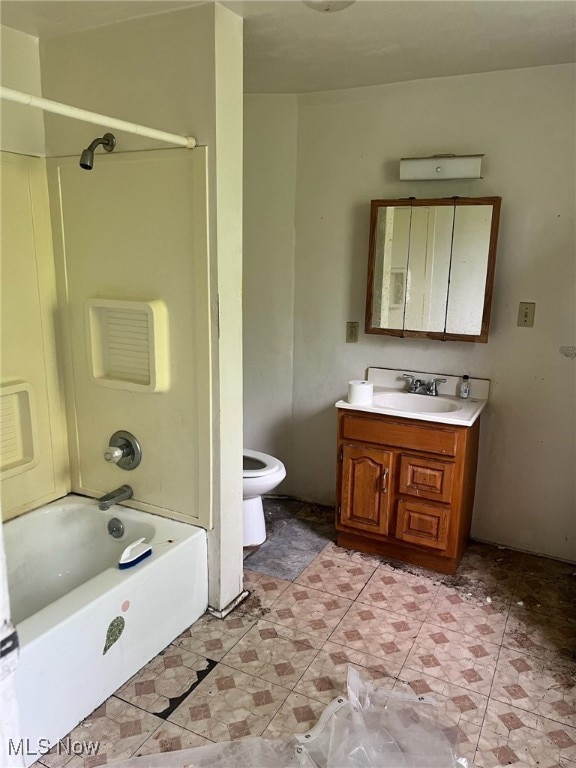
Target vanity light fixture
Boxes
[399,154,484,181]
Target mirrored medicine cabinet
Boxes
[365,197,501,342]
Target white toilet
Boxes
[243,449,286,546]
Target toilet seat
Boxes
[243,449,282,478]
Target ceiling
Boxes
[1,0,575,93]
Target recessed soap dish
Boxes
[86,298,170,393]
[0,382,39,477]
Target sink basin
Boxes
[337,369,489,427]
[372,392,462,414]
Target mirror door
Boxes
[366,197,501,342]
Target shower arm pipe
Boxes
[0,87,196,149]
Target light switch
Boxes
[517,302,535,327]
[346,322,359,343]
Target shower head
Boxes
[79,133,116,170]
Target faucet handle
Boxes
[104,446,125,464]
[402,373,421,392]
[427,378,447,396]
[402,373,415,390]
[105,431,142,470]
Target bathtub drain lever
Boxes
[108,517,125,538]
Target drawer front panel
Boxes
[341,415,456,456]
[396,499,450,551]
[399,455,454,503]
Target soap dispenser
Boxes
[459,375,470,399]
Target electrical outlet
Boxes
[346,321,359,343]
[517,302,536,327]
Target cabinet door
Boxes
[340,443,392,535]
[399,455,454,503]
[396,499,449,550]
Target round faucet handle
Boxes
[104,446,124,464]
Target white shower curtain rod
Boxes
[0,86,197,149]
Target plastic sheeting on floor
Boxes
[114,667,473,768]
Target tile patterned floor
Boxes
[35,499,576,768]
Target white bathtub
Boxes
[4,495,208,767]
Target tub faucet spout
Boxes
[98,485,133,511]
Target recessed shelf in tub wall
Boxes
[0,382,39,478]
[86,299,170,393]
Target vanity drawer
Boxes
[396,499,450,551]
[341,414,457,456]
[399,455,454,503]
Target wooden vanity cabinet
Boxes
[335,410,480,574]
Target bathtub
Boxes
[4,494,207,767]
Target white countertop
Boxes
[335,367,490,427]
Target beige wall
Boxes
[38,6,218,157]
[0,26,45,154]
[243,95,298,479]
[0,153,69,519]
[1,28,67,520]
[244,64,576,562]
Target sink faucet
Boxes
[402,374,447,396]
[98,484,133,511]
[426,377,447,396]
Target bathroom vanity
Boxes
[335,368,489,574]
